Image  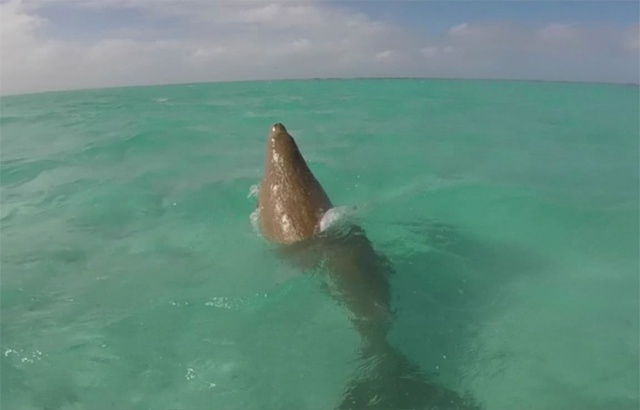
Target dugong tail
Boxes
[338,340,480,410]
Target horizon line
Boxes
[2,75,638,98]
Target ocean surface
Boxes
[1,79,638,410]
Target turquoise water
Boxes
[1,79,638,410]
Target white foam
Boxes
[319,206,357,232]
[205,297,237,310]
[249,208,260,233]
[247,184,259,199]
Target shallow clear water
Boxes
[1,79,638,410]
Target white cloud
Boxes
[449,23,470,36]
[0,0,638,95]
[417,21,639,83]
[374,50,394,61]
[420,47,436,59]
[623,24,640,51]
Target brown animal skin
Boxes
[258,123,333,245]
[256,123,481,410]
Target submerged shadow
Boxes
[238,216,547,410]
[329,217,547,410]
[388,217,547,304]
[366,218,548,408]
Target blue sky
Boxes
[1,0,638,95]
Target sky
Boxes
[0,0,638,96]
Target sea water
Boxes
[1,79,638,410]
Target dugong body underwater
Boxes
[255,123,480,410]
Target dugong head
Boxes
[258,123,333,245]
[265,123,301,167]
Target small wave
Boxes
[3,347,46,364]
[319,206,358,232]
[204,297,242,310]
[249,209,261,234]
[154,97,169,103]
[357,175,464,214]
[247,205,359,239]
[1,159,69,189]
[243,111,271,118]
[0,115,24,124]
[247,184,259,199]
[247,185,262,234]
